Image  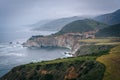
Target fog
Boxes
[0,0,120,26]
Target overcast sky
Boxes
[0,0,120,26]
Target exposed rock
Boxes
[23,32,95,54]
[64,66,78,80]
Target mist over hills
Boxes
[95,9,120,37]
[32,16,85,31]
[29,19,53,28]
[96,23,120,37]
[94,9,120,25]
[54,19,108,35]
[0,0,120,79]
[28,9,120,38]
[30,9,120,32]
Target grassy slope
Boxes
[97,45,120,80]
[1,56,105,80]
[54,19,107,35]
[79,38,120,45]
[75,45,114,56]
[1,38,120,80]
[76,38,119,56]
[94,9,120,25]
[78,38,120,80]
[96,23,120,37]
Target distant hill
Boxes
[29,19,52,27]
[33,16,85,31]
[55,19,108,35]
[96,23,120,37]
[94,9,120,25]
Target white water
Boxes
[0,26,70,77]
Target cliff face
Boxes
[23,33,85,53]
[55,33,82,50]
[23,32,96,54]
[23,36,57,48]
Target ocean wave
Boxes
[5,52,26,57]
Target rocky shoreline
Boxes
[22,32,95,54]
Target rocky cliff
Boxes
[23,35,57,48]
[23,33,87,54]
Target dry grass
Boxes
[95,42,120,45]
[79,38,111,43]
[79,38,120,46]
[97,45,120,80]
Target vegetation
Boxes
[29,35,44,40]
[0,7,120,80]
[76,38,120,56]
[77,38,120,80]
[79,38,120,45]
[1,54,106,80]
[34,16,84,31]
[97,45,120,80]
[94,9,120,25]
[79,38,111,43]
[54,19,107,35]
[96,23,120,37]
[75,45,115,56]
[1,37,120,80]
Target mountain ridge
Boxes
[96,23,120,37]
[54,19,108,35]
[94,9,120,25]
[33,16,85,31]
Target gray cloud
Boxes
[0,0,120,26]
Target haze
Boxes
[0,0,120,26]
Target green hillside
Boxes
[1,38,120,80]
[94,9,120,25]
[97,45,120,80]
[54,19,107,35]
[96,23,120,37]
[75,45,114,56]
[1,56,105,80]
[33,16,84,31]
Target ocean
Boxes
[0,26,70,77]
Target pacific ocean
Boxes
[0,26,69,77]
